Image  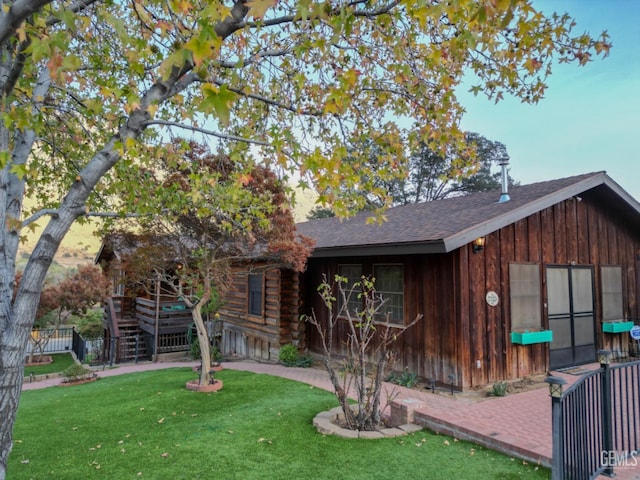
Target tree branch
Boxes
[210,78,322,116]
[143,119,270,146]
[21,208,148,227]
[45,0,101,26]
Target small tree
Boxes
[24,265,109,363]
[305,275,422,431]
[118,141,313,386]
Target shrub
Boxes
[295,356,314,367]
[76,309,104,340]
[488,381,508,397]
[211,345,222,363]
[279,344,298,366]
[189,337,201,359]
[62,363,92,382]
[387,369,419,388]
[278,344,313,367]
[304,275,422,431]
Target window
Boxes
[373,264,404,324]
[338,264,362,315]
[248,273,263,316]
[113,269,125,296]
[509,263,541,331]
[601,266,624,322]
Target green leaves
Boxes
[198,84,237,125]
[0,0,613,238]
[246,0,278,20]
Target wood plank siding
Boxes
[218,263,301,362]
[304,193,640,389]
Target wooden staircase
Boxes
[103,297,150,363]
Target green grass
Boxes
[23,353,77,377]
[9,368,550,480]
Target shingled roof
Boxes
[296,171,640,258]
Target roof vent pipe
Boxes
[498,159,510,203]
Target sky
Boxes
[457,0,640,201]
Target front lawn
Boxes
[23,352,76,377]
[10,368,550,479]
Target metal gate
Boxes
[548,353,640,479]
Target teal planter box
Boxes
[511,330,553,345]
[602,321,635,333]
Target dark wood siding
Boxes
[457,195,640,387]
[303,193,640,389]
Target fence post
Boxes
[545,375,567,480]
[109,337,116,366]
[598,350,614,477]
[135,334,140,363]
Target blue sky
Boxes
[458,0,640,200]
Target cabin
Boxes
[95,234,193,362]
[217,261,303,362]
[95,234,303,363]
[95,171,640,389]
[296,171,640,389]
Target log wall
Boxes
[219,263,300,362]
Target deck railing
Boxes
[548,353,640,479]
[103,333,154,365]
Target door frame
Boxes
[546,265,597,370]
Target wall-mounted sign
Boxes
[630,325,640,340]
[486,291,499,307]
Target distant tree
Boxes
[306,207,336,221]
[451,133,519,195]
[308,132,518,213]
[25,265,108,363]
[372,132,519,205]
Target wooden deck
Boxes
[103,296,193,361]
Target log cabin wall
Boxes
[219,263,300,362]
[303,194,640,390]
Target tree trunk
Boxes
[322,358,357,427]
[0,342,26,480]
[192,306,211,386]
[0,7,248,472]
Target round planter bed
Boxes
[185,379,223,393]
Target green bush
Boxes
[62,363,92,382]
[279,344,313,367]
[488,381,508,397]
[279,344,298,366]
[189,337,201,359]
[76,309,104,340]
[387,369,419,388]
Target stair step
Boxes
[118,321,139,328]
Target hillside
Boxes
[18,220,101,269]
[18,187,317,270]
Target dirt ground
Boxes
[404,373,549,402]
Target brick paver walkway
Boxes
[21,359,640,479]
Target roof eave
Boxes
[309,240,447,258]
[443,172,636,252]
